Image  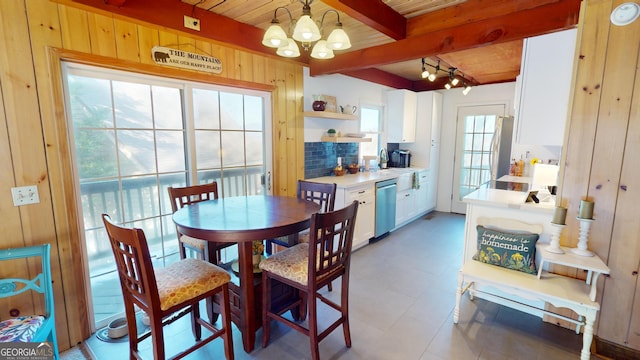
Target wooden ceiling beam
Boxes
[341,68,413,89]
[321,0,406,40]
[407,0,563,36]
[309,0,580,76]
[69,0,273,55]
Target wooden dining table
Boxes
[171,195,321,352]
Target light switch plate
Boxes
[11,185,40,206]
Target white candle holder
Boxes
[572,217,594,257]
[546,223,565,254]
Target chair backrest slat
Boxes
[308,200,358,283]
[168,182,219,212]
[0,245,53,317]
[297,181,336,213]
[102,214,160,312]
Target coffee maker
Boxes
[390,149,411,168]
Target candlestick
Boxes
[546,223,565,254]
[578,200,594,219]
[572,217,594,257]
[551,206,567,225]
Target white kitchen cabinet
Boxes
[387,89,417,143]
[335,184,375,250]
[415,170,430,214]
[394,173,417,226]
[404,91,442,169]
[516,28,577,146]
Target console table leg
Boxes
[454,271,463,324]
[581,311,596,360]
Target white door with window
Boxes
[62,62,272,330]
[451,104,506,214]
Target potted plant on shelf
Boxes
[327,128,336,137]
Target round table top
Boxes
[172,195,321,242]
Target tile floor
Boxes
[82,211,594,359]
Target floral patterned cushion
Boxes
[260,243,309,285]
[155,258,230,311]
[179,235,206,250]
[0,315,45,342]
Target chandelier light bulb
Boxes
[311,40,335,59]
[463,85,472,95]
[276,38,300,57]
[293,15,321,42]
[451,77,460,86]
[428,73,436,82]
[421,70,430,79]
[444,83,452,90]
[262,23,289,48]
[326,27,351,50]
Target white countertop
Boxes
[308,168,425,189]
[463,188,555,213]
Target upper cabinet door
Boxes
[387,89,417,143]
[516,28,578,146]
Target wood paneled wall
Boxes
[560,0,640,351]
[0,0,304,351]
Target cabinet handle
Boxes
[358,190,365,194]
[405,193,410,197]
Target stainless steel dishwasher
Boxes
[375,178,397,239]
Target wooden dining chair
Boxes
[265,180,337,253]
[0,244,59,359]
[168,182,234,264]
[102,214,233,360]
[259,200,358,360]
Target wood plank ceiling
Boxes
[94,0,582,91]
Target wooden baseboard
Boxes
[595,337,640,360]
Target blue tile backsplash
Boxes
[304,142,359,179]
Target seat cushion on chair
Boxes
[155,258,231,311]
[0,315,45,342]
[179,235,206,251]
[260,243,309,285]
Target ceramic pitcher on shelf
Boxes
[339,105,357,114]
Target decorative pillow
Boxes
[473,225,539,275]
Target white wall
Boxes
[436,82,562,212]
[303,67,391,142]
[303,71,562,213]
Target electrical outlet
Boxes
[11,185,40,206]
[184,15,200,31]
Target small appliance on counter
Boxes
[389,149,411,168]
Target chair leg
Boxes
[261,272,272,348]
[265,240,273,256]
[191,302,202,341]
[150,314,165,360]
[308,293,320,360]
[220,283,234,360]
[341,276,351,348]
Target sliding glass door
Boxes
[62,62,272,329]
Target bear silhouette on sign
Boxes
[154,51,170,62]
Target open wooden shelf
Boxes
[321,136,372,143]
[303,111,357,120]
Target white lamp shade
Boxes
[310,40,334,59]
[428,73,436,82]
[326,28,351,50]
[451,77,460,86]
[462,85,472,95]
[444,83,451,90]
[292,15,321,42]
[276,38,300,57]
[421,70,430,79]
[262,24,289,48]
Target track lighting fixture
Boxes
[420,58,472,95]
[262,0,351,59]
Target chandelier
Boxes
[261,0,351,59]
[421,58,472,95]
